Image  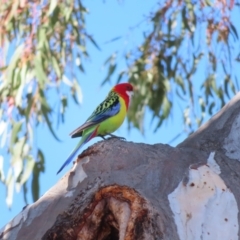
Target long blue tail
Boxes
[56,129,96,174]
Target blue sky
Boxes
[0,0,236,228]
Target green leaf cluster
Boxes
[0,0,95,206]
[104,0,239,135]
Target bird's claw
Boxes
[107,134,126,141]
[100,134,125,141]
[99,135,106,140]
[108,136,126,141]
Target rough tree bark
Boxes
[1,93,240,240]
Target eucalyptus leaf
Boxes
[48,0,58,15]
[6,169,14,208]
[10,121,23,152]
[32,149,45,202]
[34,54,48,87]
[19,155,35,186]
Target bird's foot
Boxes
[99,135,106,140]
[106,134,126,141]
[99,134,126,141]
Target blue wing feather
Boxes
[87,103,120,123]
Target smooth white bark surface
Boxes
[168,152,238,240]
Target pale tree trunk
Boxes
[1,93,240,240]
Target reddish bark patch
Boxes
[43,185,155,240]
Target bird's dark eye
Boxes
[126,85,132,91]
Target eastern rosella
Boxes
[57,83,134,174]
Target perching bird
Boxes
[57,83,134,174]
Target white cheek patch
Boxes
[126,91,133,97]
[126,91,133,105]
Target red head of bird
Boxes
[112,83,134,109]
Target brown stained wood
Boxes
[43,185,160,240]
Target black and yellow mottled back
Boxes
[88,91,119,120]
